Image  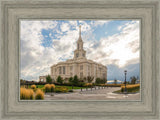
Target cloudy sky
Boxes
[20,20,140,82]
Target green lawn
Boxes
[56,85,87,90]
[24,85,44,89]
[24,85,87,90]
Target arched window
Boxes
[76,53,79,58]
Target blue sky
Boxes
[20,20,140,82]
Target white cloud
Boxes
[20,20,58,80]
[86,21,140,67]
[91,20,110,27]
[20,20,140,81]
[60,22,70,32]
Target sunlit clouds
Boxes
[20,20,140,81]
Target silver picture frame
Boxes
[0,0,159,119]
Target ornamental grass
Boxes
[44,84,51,92]
[50,84,55,92]
[20,87,34,100]
[121,84,140,92]
[104,84,124,87]
[31,84,36,89]
[84,83,93,87]
[35,89,44,100]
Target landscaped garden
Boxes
[113,84,140,93]
[20,75,140,100]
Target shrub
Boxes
[35,89,44,100]
[84,83,93,87]
[31,84,36,89]
[96,78,107,84]
[50,84,55,92]
[20,87,34,100]
[55,86,68,93]
[44,84,51,92]
[78,82,85,87]
[121,84,140,92]
[103,84,124,87]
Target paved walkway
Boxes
[44,87,140,100]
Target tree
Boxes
[96,78,106,84]
[95,78,101,84]
[83,77,87,83]
[57,76,63,84]
[46,75,52,83]
[87,76,94,83]
[69,77,73,85]
[114,78,117,85]
[130,76,137,84]
[73,75,79,86]
[102,78,107,84]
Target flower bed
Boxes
[55,86,68,93]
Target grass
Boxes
[20,87,34,100]
[55,85,87,90]
[113,87,140,94]
[35,89,44,100]
[24,85,87,90]
[25,85,45,89]
[121,84,140,92]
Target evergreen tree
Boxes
[69,77,73,85]
[57,76,63,84]
[46,75,52,83]
[73,75,79,86]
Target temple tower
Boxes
[74,25,86,59]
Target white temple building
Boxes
[39,25,107,83]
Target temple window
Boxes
[76,53,79,58]
[80,65,83,70]
[80,72,83,78]
[63,66,65,74]
[70,66,73,70]
[59,67,61,74]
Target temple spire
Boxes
[78,25,82,41]
[79,25,81,37]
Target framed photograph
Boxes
[20,20,140,101]
[0,0,159,119]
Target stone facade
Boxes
[39,25,107,83]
